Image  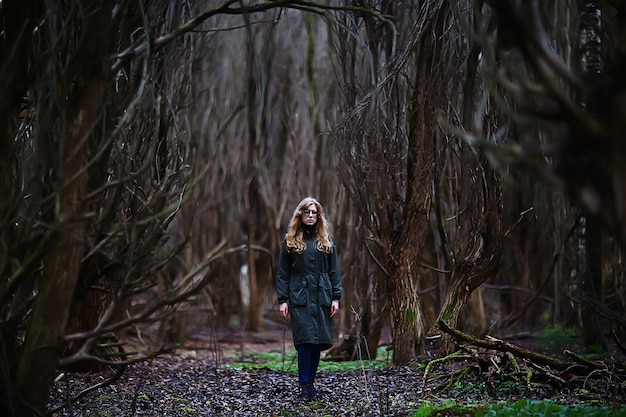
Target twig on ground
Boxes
[420,348,476,396]
[48,365,128,416]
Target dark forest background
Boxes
[1,0,625,415]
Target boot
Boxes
[308,382,322,400]
[297,383,310,400]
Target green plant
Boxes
[411,400,485,417]
[411,401,437,417]
[452,379,482,394]
[411,399,626,417]
[172,397,191,404]
[224,347,389,372]
[180,406,198,414]
[223,350,298,372]
[585,345,603,355]
[309,401,325,410]
[537,324,579,353]
[493,380,525,395]
[476,399,626,417]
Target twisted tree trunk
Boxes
[14,2,112,414]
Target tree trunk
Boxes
[580,215,604,347]
[463,289,488,335]
[577,0,606,349]
[244,178,272,332]
[0,4,44,412]
[14,2,111,414]
[387,251,426,364]
[431,157,503,355]
[240,9,275,332]
[427,0,503,355]
[383,1,449,364]
[386,155,431,365]
[327,205,384,362]
[0,0,43,303]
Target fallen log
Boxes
[437,319,603,374]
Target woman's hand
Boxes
[279,302,289,320]
[330,300,339,317]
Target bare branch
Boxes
[111,0,389,72]
[47,366,127,416]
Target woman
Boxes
[276,197,342,400]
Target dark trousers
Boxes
[296,343,322,384]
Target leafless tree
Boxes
[333,1,452,364]
[468,0,626,347]
[0,1,386,414]
[0,1,211,413]
[183,6,351,333]
[424,1,505,354]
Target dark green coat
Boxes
[276,233,342,349]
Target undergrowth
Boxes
[412,399,626,417]
[223,346,390,372]
[223,346,624,417]
[537,324,579,353]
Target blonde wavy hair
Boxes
[285,197,333,254]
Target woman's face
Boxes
[301,203,319,227]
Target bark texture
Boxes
[14,2,112,414]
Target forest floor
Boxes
[48,318,626,417]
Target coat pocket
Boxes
[318,273,332,307]
[289,274,307,307]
